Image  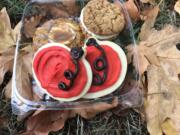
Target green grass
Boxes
[50,109,148,135]
[0,0,26,27]
[155,0,180,29]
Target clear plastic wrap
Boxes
[11,0,143,115]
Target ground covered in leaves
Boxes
[0,0,180,135]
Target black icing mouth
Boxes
[86,38,108,85]
[58,47,84,91]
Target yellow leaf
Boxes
[159,58,180,82]
[145,65,174,135]
[162,119,178,135]
[0,8,16,50]
[174,0,180,15]
[145,65,180,135]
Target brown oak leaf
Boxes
[22,98,118,134]
[126,43,160,75]
[22,110,70,135]
[71,97,118,119]
[23,15,44,38]
[139,6,159,41]
[114,0,140,22]
[159,58,180,82]
[15,52,33,100]
[0,8,19,50]
[145,65,180,135]
[0,47,15,85]
[174,0,180,15]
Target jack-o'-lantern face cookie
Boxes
[84,37,127,98]
[32,43,92,101]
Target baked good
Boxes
[80,0,125,40]
[33,19,84,48]
[83,37,127,98]
[32,43,92,101]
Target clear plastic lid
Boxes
[12,0,143,115]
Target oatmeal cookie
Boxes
[80,0,125,39]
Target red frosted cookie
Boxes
[32,43,92,102]
[84,38,127,98]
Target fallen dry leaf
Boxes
[114,0,140,22]
[139,6,159,41]
[127,24,180,75]
[0,116,8,128]
[174,0,180,15]
[22,98,118,134]
[145,26,180,59]
[61,0,81,16]
[162,118,178,135]
[0,8,16,50]
[126,43,160,75]
[145,65,180,135]
[124,0,140,21]
[15,52,33,100]
[145,65,174,135]
[13,21,22,41]
[23,15,44,38]
[71,97,118,119]
[3,79,12,99]
[159,58,180,82]
[22,1,80,39]
[22,51,34,77]
[0,47,15,85]
[22,110,70,135]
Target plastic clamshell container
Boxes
[12,0,143,115]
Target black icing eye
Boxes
[71,47,84,60]
[86,38,98,46]
[176,43,180,51]
[64,70,74,80]
[94,56,107,71]
[93,74,103,85]
[58,82,67,90]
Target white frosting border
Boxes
[32,43,92,102]
[80,8,118,40]
[83,38,127,99]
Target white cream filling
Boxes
[80,8,118,40]
[32,43,92,102]
[83,38,127,99]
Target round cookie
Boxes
[32,43,92,101]
[33,19,84,48]
[83,37,127,98]
[80,0,125,40]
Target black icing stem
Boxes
[86,38,108,86]
[58,47,83,91]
